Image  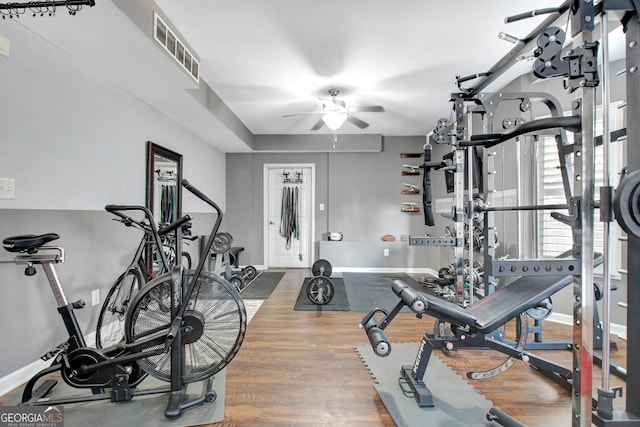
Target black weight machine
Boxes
[364,2,640,425]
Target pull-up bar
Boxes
[459,1,571,96]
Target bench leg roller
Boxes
[367,326,391,357]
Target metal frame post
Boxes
[571,30,597,427]
[623,12,640,419]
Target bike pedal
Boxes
[41,342,69,361]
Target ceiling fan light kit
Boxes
[284,87,385,131]
[322,111,348,131]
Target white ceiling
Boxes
[154,0,563,136]
[12,0,601,152]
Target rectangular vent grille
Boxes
[153,12,199,83]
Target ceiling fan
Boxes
[283,88,385,131]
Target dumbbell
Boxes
[229,265,258,291]
[306,259,335,305]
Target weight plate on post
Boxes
[212,233,232,254]
[312,259,332,277]
[306,276,335,305]
[613,169,640,238]
[526,297,553,320]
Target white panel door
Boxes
[266,165,313,268]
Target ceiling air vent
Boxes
[153,12,199,83]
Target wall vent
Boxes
[153,12,199,83]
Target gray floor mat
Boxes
[343,272,420,312]
[3,371,226,427]
[240,271,284,299]
[355,342,498,427]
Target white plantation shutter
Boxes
[537,104,624,263]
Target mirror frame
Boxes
[146,141,183,222]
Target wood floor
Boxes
[220,269,628,427]
[0,268,628,426]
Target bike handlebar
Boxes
[105,205,154,224]
[158,215,192,236]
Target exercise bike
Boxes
[1,179,247,419]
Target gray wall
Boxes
[226,136,446,268]
[0,21,224,379]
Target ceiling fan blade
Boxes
[348,105,385,113]
[346,114,369,129]
[282,112,324,118]
[310,118,325,131]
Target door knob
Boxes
[269,221,274,225]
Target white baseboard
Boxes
[548,312,627,340]
[0,331,96,398]
[333,267,439,275]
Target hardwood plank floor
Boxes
[220,269,628,427]
[0,268,628,426]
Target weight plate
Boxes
[526,297,553,320]
[613,169,640,238]
[306,276,335,305]
[212,233,232,254]
[242,265,257,281]
[229,274,245,291]
[312,259,332,277]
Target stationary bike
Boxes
[1,179,246,419]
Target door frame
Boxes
[263,163,316,268]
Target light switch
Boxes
[319,203,325,211]
[0,178,15,199]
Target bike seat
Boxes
[2,233,60,253]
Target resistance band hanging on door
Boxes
[280,186,300,249]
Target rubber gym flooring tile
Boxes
[240,271,285,299]
[343,272,421,312]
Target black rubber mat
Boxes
[293,277,350,311]
[342,272,421,312]
[240,271,285,299]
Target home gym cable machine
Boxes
[399,1,640,425]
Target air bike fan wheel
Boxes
[125,270,247,383]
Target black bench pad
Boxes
[420,274,572,334]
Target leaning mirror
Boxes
[146,141,183,225]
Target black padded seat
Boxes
[419,274,571,333]
[466,274,572,331]
[2,233,60,253]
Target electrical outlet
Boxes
[91,289,100,306]
[0,178,15,199]
[384,248,389,257]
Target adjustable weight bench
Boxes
[360,273,577,408]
